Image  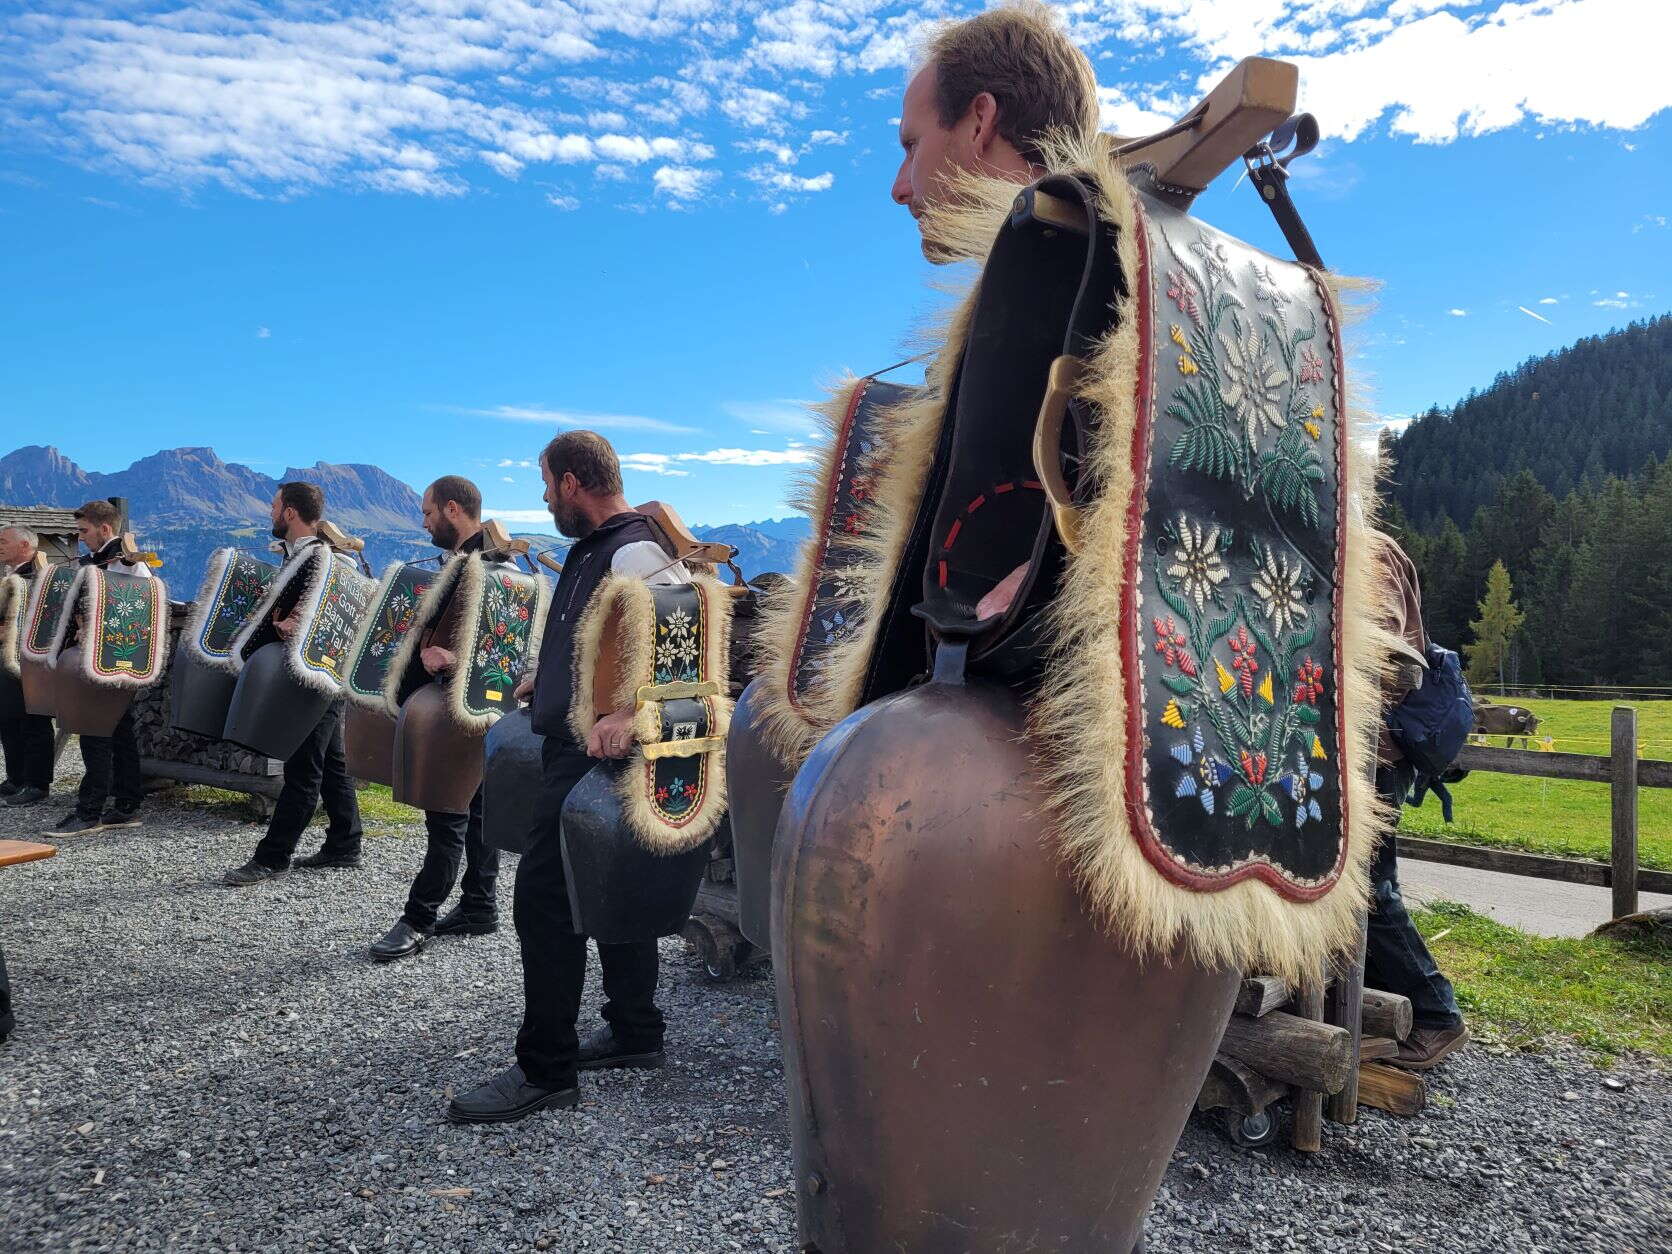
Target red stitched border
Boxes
[1119,205,1347,902]
[785,378,872,718]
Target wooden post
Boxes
[1611,705,1639,919]
[1290,971,1325,1152]
[1325,916,1368,1125]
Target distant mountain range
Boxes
[0,444,809,582]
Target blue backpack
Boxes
[1385,643,1474,820]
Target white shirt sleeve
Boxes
[109,558,153,580]
[610,540,689,586]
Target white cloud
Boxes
[1447,308,1468,317]
[749,168,835,193]
[479,508,554,525]
[674,448,815,467]
[459,404,695,434]
[1538,296,1559,304]
[497,458,534,468]
[652,165,718,203]
[256,326,271,339]
[807,129,848,146]
[501,476,516,483]
[721,399,816,433]
[545,192,580,210]
[1634,214,1669,233]
[621,452,690,477]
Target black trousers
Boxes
[251,701,362,869]
[1367,765,1463,1030]
[1,711,54,791]
[0,940,13,1039]
[76,708,142,819]
[403,788,500,930]
[514,741,663,1088]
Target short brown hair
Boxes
[74,499,120,529]
[924,1,1099,165]
[277,481,325,525]
[541,430,622,496]
[427,475,482,519]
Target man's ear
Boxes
[967,90,1002,156]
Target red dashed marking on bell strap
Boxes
[1023,480,1043,491]
[937,560,948,588]
[968,493,987,512]
[994,482,1014,495]
[943,519,963,549]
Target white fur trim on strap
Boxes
[0,573,24,678]
[221,544,330,677]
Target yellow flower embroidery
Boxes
[1311,405,1324,419]
[1161,699,1186,729]
[1311,735,1328,760]
[1180,355,1199,376]
[1258,671,1274,705]
[1216,659,1235,695]
[1304,420,1322,440]
[1169,323,1187,348]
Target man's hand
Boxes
[273,610,301,640]
[587,708,638,759]
[514,674,536,703]
[421,645,456,676]
[976,562,1031,621]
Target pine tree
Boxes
[1466,561,1524,692]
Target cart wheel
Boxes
[1221,1107,1278,1149]
[682,914,756,981]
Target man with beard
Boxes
[448,431,688,1123]
[44,500,155,835]
[369,475,503,962]
[0,526,54,809]
[222,482,364,885]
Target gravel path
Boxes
[2,787,1666,1253]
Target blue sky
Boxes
[1,0,1667,529]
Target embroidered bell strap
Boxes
[459,562,542,721]
[83,570,168,686]
[194,549,278,663]
[21,564,77,663]
[294,551,374,687]
[784,376,917,714]
[631,581,726,838]
[1,574,25,677]
[345,562,436,707]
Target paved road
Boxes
[1399,857,1672,937]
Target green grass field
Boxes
[1399,698,1672,871]
[1415,900,1671,1060]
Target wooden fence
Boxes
[1398,706,1670,918]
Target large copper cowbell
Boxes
[726,677,793,949]
[392,682,482,813]
[53,646,137,736]
[775,677,1239,1252]
[344,701,397,786]
[20,655,55,717]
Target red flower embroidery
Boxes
[655,786,670,803]
[494,622,507,637]
[683,783,698,800]
[516,605,530,621]
[1229,626,1259,696]
[1151,615,1197,675]
[1298,346,1326,385]
[1166,269,1199,319]
[1293,657,1325,705]
[841,513,863,535]
[1240,750,1269,785]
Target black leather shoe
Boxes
[577,1026,665,1072]
[370,920,428,963]
[101,808,142,830]
[295,850,362,870]
[223,860,287,886]
[0,782,18,798]
[433,906,499,937]
[3,786,48,808]
[447,1065,578,1124]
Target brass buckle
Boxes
[634,679,721,706]
[1032,354,1088,553]
[642,735,726,761]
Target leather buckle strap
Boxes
[1243,114,1325,270]
[635,679,721,705]
[1032,354,1089,553]
[642,734,726,761]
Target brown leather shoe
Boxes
[1396,1023,1469,1070]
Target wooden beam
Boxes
[1397,835,1672,895]
[1612,706,1639,919]
[1234,975,1291,1018]
[1117,58,1299,194]
[1325,918,1367,1125]
[1289,977,1327,1152]
[1360,989,1414,1042]
[1217,1007,1352,1098]
[1456,742,1672,788]
[1357,1062,1426,1117]
[1196,1053,1289,1117]
[1359,1036,1399,1062]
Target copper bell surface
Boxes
[392,681,483,815]
[52,645,137,737]
[344,701,397,787]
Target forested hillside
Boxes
[1379,316,1672,688]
